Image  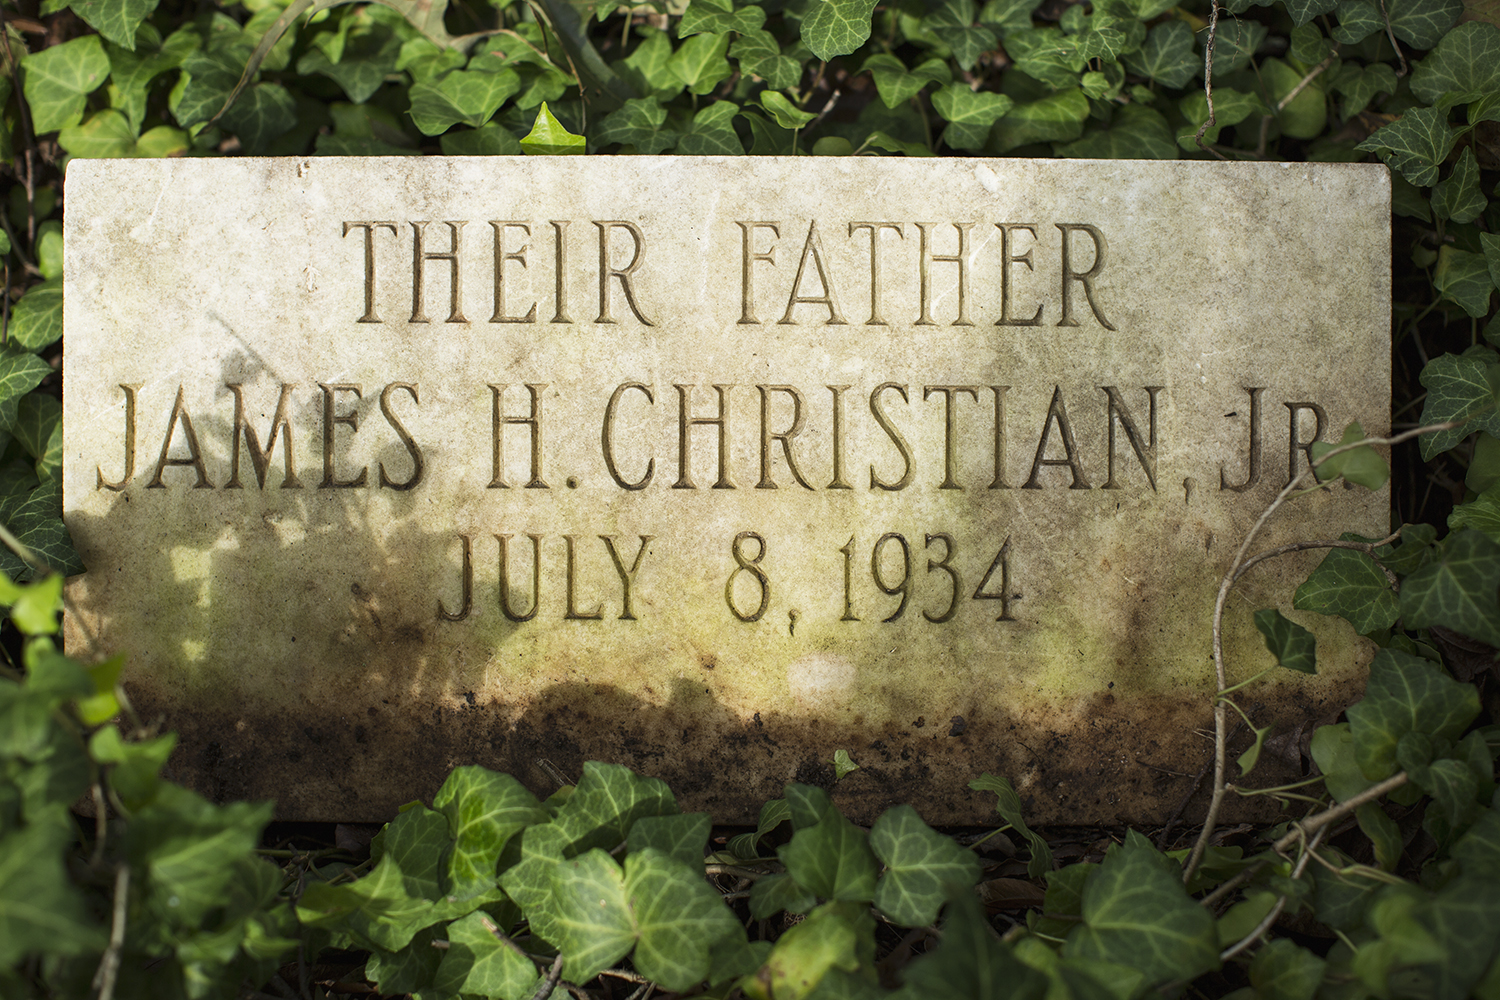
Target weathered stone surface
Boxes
[63,157,1389,823]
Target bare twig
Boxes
[599,969,650,984]
[1218,826,1325,960]
[1231,534,1402,592]
[1193,0,1228,157]
[480,915,535,963]
[530,954,566,1000]
[705,863,774,879]
[1184,422,1459,883]
[1276,49,1338,113]
[1376,0,1407,75]
[91,865,130,1000]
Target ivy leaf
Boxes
[1290,22,1333,62]
[668,31,732,95]
[1063,831,1219,985]
[1433,148,1488,224]
[367,926,443,996]
[440,122,523,155]
[430,911,540,1000]
[1417,352,1500,458]
[900,891,1048,1000]
[969,773,1053,878]
[749,872,817,918]
[1213,20,1268,74]
[297,32,402,105]
[0,819,104,966]
[680,0,766,38]
[0,481,82,578]
[1485,233,1500,296]
[1399,528,1500,647]
[1263,57,1326,138]
[761,90,817,128]
[802,0,880,59]
[540,849,634,981]
[1311,420,1391,489]
[1249,939,1327,1000]
[106,31,195,132]
[1005,27,1083,88]
[172,44,247,130]
[16,394,62,484]
[1410,22,1500,104]
[1177,88,1261,150]
[433,765,548,900]
[1355,106,1456,187]
[832,749,860,780]
[1310,723,1378,802]
[628,812,711,865]
[1293,545,1398,635]
[1453,810,1500,879]
[728,798,791,860]
[743,900,870,1000]
[1449,485,1500,543]
[931,84,1014,149]
[677,100,743,154]
[8,280,62,352]
[870,805,981,926]
[980,0,1045,32]
[1058,105,1177,159]
[1125,20,1197,88]
[993,87,1090,152]
[731,29,803,89]
[618,30,685,100]
[927,0,999,71]
[1345,648,1481,780]
[22,35,111,134]
[1333,0,1384,42]
[521,101,587,153]
[408,68,520,135]
[1253,609,1318,674]
[862,54,951,108]
[1435,246,1497,318]
[1332,61,1398,117]
[779,806,879,902]
[67,0,160,50]
[1284,0,1339,24]
[596,97,679,153]
[1387,0,1464,49]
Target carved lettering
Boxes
[1100,385,1162,491]
[563,534,604,620]
[916,222,974,327]
[602,382,655,490]
[343,220,396,324]
[826,384,852,490]
[989,385,1012,490]
[601,535,653,620]
[489,384,548,489]
[594,220,654,325]
[1220,387,1266,492]
[550,220,573,324]
[226,382,301,490]
[489,221,536,323]
[1024,386,1090,489]
[673,384,734,490]
[756,385,812,490]
[736,221,779,325]
[869,382,913,491]
[97,382,141,491]
[318,382,367,489]
[147,385,213,489]
[1056,223,1114,330]
[779,221,846,325]
[1286,401,1328,484]
[498,533,541,622]
[848,221,903,326]
[378,382,424,490]
[995,223,1043,327]
[923,385,981,490]
[410,221,467,324]
[438,534,473,622]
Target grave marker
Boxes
[63,157,1390,822]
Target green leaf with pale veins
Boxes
[619,30,684,100]
[927,0,998,71]
[23,35,111,134]
[1058,105,1177,159]
[749,872,817,918]
[1435,247,1497,318]
[931,84,1014,149]
[172,44,247,130]
[1284,0,1338,24]
[1332,61,1398,117]
[1356,106,1456,187]
[440,122,523,155]
[1449,485,1500,543]
[596,97,679,152]
[980,0,1044,30]
[1417,352,1500,458]
[69,0,160,50]
[870,805,982,926]
[1177,88,1261,150]
[669,31,732,95]
[900,890,1048,1000]
[1213,20,1268,74]
[628,812,710,865]
[521,101,587,153]
[1249,938,1326,1000]
[59,109,137,158]
[540,849,634,982]
[409,68,520,134]
[1311,420,1391,489]
[1253,609,1318,674]
[1005,27,1083,88]
[969,773,1053,878]
[1345,648,1480,780]
[747,900,870,1000]
[431,911,540,1000]
[1263,56,1326,138]
[1411,22,1500,104]
[1434,148,1488,224]
[993,87,1089,152]
[680,0,767,37]
[762,90,817,128]
[1310,723,1378,802]
[434,765,548,900]
[1387,0,1464,49]
[297,31,403,105]
[1125,20,1197,88]
[731,29,803,89]
[366,926,444,996]
[863,54,951,109]
[780,806,879,903]
[1453,809,1500,879]
[16,395,61,484]
[678,99,743,154]
[802,0,880,60]
[222,82,297,154]
[1333,0,1384,42]
[1485,233,1500,296]
[8,280,62,352]
[0,819,104,966]
[1399,528,1500,647]
[1294,545,1398,635]
[1063,831,1219,985]
[107,29,195,132]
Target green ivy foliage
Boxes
[1,0,1499,996]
